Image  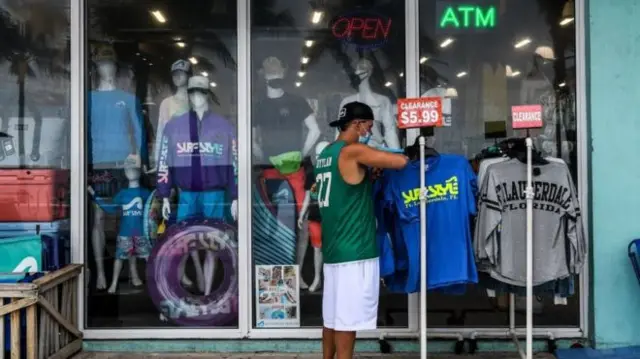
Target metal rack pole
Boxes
[419,136,427,359]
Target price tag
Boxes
[511,105,543,129]
[397,97,443,129]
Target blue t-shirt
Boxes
[95,187,152,237]
[88,90,146,164]
[382,154,478,293]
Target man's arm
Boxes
[344,143,408,170]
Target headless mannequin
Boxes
[297,141,329,292]
[152,70,189,171]
[161,90,239,296]
[337,58,399,149]
[92,60,117,291]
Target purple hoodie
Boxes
[156,110,237,199]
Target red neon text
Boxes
[331,17,392,40]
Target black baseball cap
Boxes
[329,101,374,127]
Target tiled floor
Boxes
[76,353,556,359]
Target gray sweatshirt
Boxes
[475,158,586,286]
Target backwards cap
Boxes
[329,101,374,127]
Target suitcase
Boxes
[0,169,69,222]
[0,114,69,169]
[0,220,70,271]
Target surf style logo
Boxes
[176,142,225,157]
[13,256,38,272]
[123,197,144,217]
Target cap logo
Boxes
[339,107,347,118]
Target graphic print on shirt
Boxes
[489,179,573,214]
[122,197,144,217]
[401,176,459,207]
[157,135,170,184]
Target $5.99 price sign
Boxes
[397,97,443,129]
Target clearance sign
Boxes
[397,97,443,129]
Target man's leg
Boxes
[334,330,356,359]
[322,327,336,359]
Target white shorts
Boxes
[322,258,380,331]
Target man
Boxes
[314,101,409,359]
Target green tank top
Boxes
[314,141,378,264]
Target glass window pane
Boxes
[85,0,239,328]
[251,0,408,328]
[0,0,71,270]
[420,0,579,327]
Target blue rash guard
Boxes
[94,187,152,237]
[381,154,478,293]
[87,90,146,164]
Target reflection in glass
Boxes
[251,0,408,328]
[0,0,71,270]
[85,0,238,328]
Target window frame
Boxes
[69,0,589,339]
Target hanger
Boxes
[404,137,438,161]
[500,137,548,165]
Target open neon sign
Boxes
[331,10,392,49]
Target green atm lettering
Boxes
[439,5,496,29]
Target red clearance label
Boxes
[511,105,543,129]
[397,97,443,129]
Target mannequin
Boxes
[89,159,152,294]
[297,141,329,292]
[151,59,191,171]
[157,75,238,295]
[253,56,320,161]
[252,56,320,265]
[88,45,145,290]
[337,58,399,149]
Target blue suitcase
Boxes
[0,220,70,271]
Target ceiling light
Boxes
[301,57,309,64]
[210,82,217,87]
[150,10,166,23]
[298,71,305,78]
[456,71,468,78]
[149,63,153,66]
[176,42,186,48]
[514,38,532,49]
[440,38,454,48]
[558,82,566,87]
[201,72,208,77]
[419,57,428,64]
[189,57,198,65]
[560,17,574,26]
[399,72,404,77]
[511,71,521,77]
[295,82,302,87]
[305,40,314,47]
[384,81,393,87]
[311,11,323,24]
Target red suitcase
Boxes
[0,169,69,222]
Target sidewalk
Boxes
[75,353,556,358]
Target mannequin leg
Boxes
[204,251,216,296]
[129,256,142,287]
[309,248,323,293]
[92,203,107,290]
[108,259,123,294]
[191,250,205,293]
[179,256,193,286]
[297,224,310,289]
[308,221,323,292]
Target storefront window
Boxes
[85,0,239,328]
[250,0,408,328]
[419,0,579,327]
[0,0,71,272]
